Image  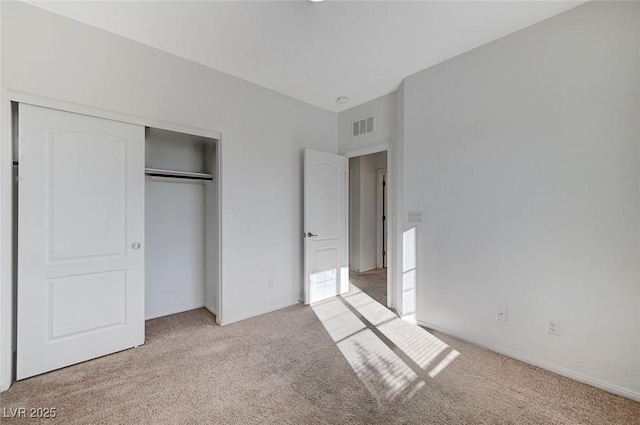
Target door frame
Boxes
[344,143,393,310]
[0,90,224,391]
[375,167,387,269]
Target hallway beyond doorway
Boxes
[349,268,387,307]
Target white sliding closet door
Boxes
[17,104,145,380]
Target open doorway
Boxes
[348,151,388,306]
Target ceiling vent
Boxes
[353,116,374,137]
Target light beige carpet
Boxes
[350,268,388,306]
[1,294,639,424]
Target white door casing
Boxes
[376,168,388,269]
[303,149,348,305]
[17,104,145,379]
[383,171,388,269]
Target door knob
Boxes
[132,242,141,250]
[306,232,318,238]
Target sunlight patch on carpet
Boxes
[428,349,460,378]
[311,298,365,343]
[312,284,460,402]
[336,329,421,402]
[342,291,396,326]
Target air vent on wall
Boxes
[353,116,374,137]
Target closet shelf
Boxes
[145,168,213,181]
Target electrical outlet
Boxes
[497,306,507,322]
[547,320,559,336]
[268,278,275,289]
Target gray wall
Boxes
[145,178,206,319]
[1,1,337,329]
[349,157,362,271]
[338,92,396,155]
[402,1,640,397]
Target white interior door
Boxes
[17,104,145,380]
[304,149,348,304]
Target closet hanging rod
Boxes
[145,168,213,181]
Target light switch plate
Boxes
[408,211,423,224]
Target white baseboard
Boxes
[417,320,640,402]
[0,378,9,393]
[145,304,206,321]
[219,299,301,326]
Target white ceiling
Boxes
[29,0,584,112]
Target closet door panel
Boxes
[49,131,126,260]
[17,104,145,380]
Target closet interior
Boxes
[144,127,219,320]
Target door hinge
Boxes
[383,215,386,221]
[383,181,386,187]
